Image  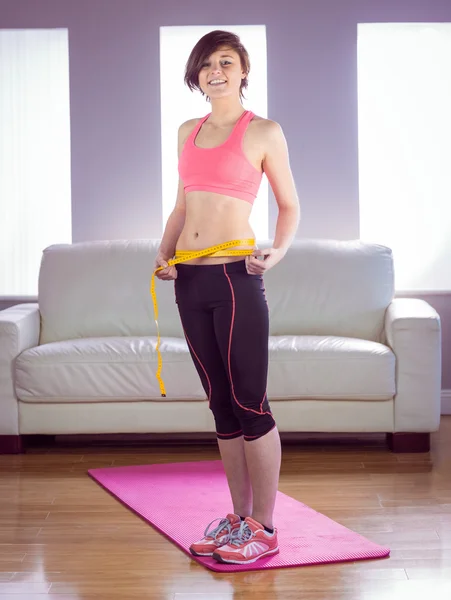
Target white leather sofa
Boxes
[0,239,442,454]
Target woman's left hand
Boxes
[245,247,286,275]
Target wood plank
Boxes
[0,417,449,599]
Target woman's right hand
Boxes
[154,253,178,281]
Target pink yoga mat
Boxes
[88,460,390,572]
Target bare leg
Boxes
[244,426,281,530]
[217,435,253,517]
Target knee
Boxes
[239,411,277,442]
[209,393,243,440]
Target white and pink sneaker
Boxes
[189,513,242,557]
[212,517,279,564]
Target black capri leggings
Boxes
[174,259,276,442]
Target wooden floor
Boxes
[1,418,451,600]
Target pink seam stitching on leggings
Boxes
[182,325,212,409]
[260,282,269,410]
[223,264,272,417]
[183,324,242,437]
[244,423,277,440]
[218,429,243,438]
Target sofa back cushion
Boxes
[262,239,393,342]
[38,239,393,344]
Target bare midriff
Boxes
[175,191,256,265]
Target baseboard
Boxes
[442,390,451,415]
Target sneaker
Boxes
[189,513,242,557]
[212,517,279,564]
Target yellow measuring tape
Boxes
[150,238,256,396]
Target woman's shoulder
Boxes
[178,117,203,135]
[179,116,202,129]
[176,118,199,149]
[249,114,285,140]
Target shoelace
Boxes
[204,517,233,541]
[229,521,254,546]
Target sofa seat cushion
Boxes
[15,337,204,403]
[267,335,395,400]
[15,335,395,403]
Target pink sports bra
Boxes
[178,110,263,205]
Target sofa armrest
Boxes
[0,303,40,434]
[385,298,441,432]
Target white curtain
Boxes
[0,28,72,298]
[358,23,451,292]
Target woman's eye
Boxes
[201,60,231,68]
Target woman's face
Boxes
[197,46,246,100]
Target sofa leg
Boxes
[0,435,25,454]
[387,432,430,453]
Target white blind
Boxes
[357,23,451,292]
[0,29,72,297]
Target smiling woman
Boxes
[159,26,269,236]
[184,30,251,102]
[153,28,300,566]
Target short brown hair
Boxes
[184,30,250,101]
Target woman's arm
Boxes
[246,120,300,274]
[157,178,186,260]
[157,121,193,260]
[155,123,192,280]
[262,120,301,253]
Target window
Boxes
[159,25,269,239]
[0,28,72,298]
[357,23,451,292]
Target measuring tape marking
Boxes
[150,239,256,396]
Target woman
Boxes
[154,30,300,565]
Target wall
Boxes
[1,0,450,387]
